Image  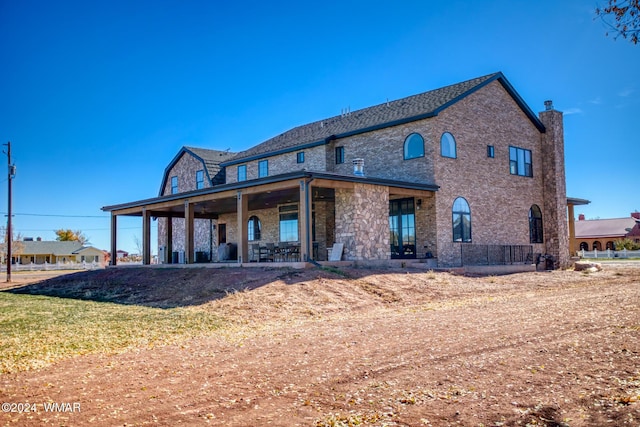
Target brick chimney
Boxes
[578,214,585,221]
[632,212,640,220]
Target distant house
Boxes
[104,72,585,269]
[17,240,105,265]
[116,250,129,259]
[575,212,640,251]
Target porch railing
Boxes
[461,244,534,266]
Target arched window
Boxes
[248,216,261,241]
[605,241,614,250]
[404,133,424,160]
[529,205,544,243]
[452,197,471,242]
[579,242,589,251]
[593,241,602,251]
[441,132,457,158]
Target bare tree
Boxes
[596,0,640,44]
[133,235,143,256]
[0,226,24,264]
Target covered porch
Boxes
[102,171,439,267]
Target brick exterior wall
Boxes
[429,81,547,265]
[325,123,435,184]
[156,79,567,268]
[226,145,327,184]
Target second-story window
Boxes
[509,146,532,177]
[297,152,305,163]
[238,165,247,182]
[440,132,457,158]
[196,170,204,189]
[258,160,268,178]
[404,133,424,160]
[171,176,178,194]
[335,147,345,164]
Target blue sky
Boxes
[1,0,638,254]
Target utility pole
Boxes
[3,141,14,283]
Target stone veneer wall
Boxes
[158,152,216,261]
[335,183,390,261]
[539,108,569,268]
[158,218,215,261]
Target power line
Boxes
[0,212,108,218]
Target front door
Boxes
[389,198,416,259]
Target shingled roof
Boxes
[21,240,92,255]
[575,217,639,239]
[223,72,545,165]
[159,146,236,196]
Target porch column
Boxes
[142,207,151,265]
[184,200,194,264]
[110,213,117,266]
[166,217,173,264]
[237,190,248,263]
[568,203,576,257]
[299,179,312,262]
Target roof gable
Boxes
[223,72,545,165]
[158,146,236,196]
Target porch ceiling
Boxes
[102,170,436,218]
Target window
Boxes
[487,145,495,158]
[237,165,247,182]
[196,170,204,189]
[335,146,345,164]
[440,132,457,158]
[579,242,589,251]
[509,146,532,177]
[248,216,261,241]
[279,205,298,242]
[529,204,544,243]
[171,176,178,194]
[452,197,471,242]
[258,160,268,178]
[593,241,602,251]
[404,133,424,160]
[297,152,305,163]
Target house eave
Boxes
[103,170,439,213]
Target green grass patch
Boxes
[0,293,222,374]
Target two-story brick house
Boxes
[103,72,575,268]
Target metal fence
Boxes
[461,244,534,266]
[578,249,640,259]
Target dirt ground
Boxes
[1,264,639,426]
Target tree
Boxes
[0,226,24,264]
[596,0,640,44]
[55,229,89,245]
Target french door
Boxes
[389,198,416,259]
